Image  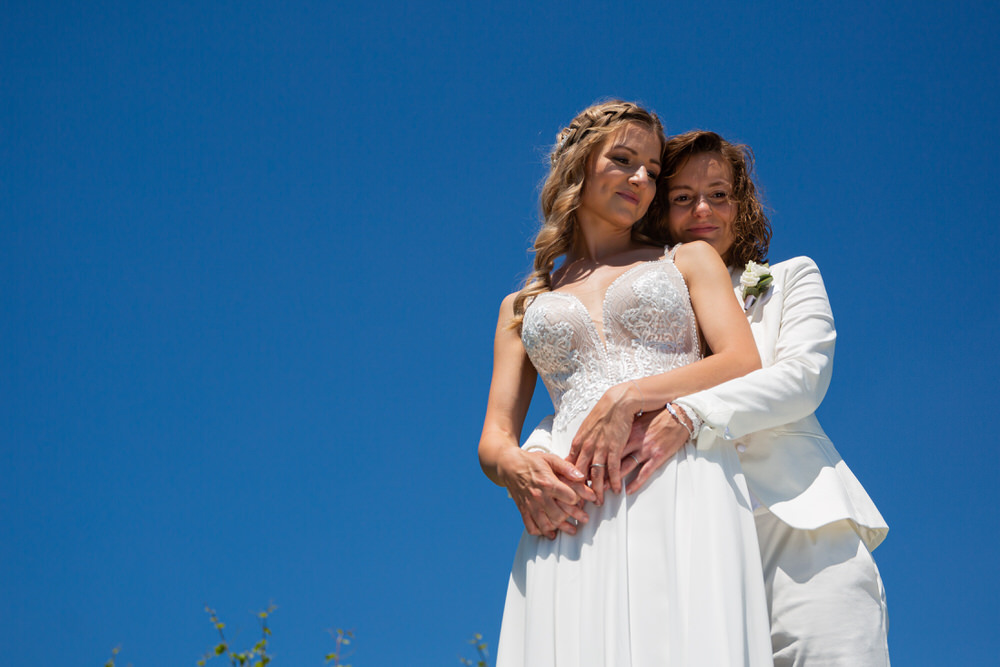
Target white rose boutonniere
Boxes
[740,261,772,310]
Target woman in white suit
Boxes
[523,131,890,666]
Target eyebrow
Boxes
[667,179,732,191]
[610,144,662,166]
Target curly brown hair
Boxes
[509,100,668,331]
[660,131,771,267]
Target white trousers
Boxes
[755,510,890,667]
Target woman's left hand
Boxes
[566,382,640,504]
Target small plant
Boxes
[103,606,487,666]
[104,646,124,667]
[197,604,276,667]
[324,628,354,666]
[459,633,489,667]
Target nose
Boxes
[693,194,713,216]
[629,165,652,186]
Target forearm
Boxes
[610,348,761,416]
[480,292,538,487]
[675,355,831,439]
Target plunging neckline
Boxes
[548,251,671,348]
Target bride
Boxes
[478,101,774,666]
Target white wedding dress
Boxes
[495,246,773,667]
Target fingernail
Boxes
[570,469,585,479]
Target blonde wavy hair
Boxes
[509,100,667,331]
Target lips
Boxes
[687,225,718,234]
[617,191,640,205]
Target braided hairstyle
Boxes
[660,130,771,268]
[509,100,667,331]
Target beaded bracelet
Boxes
[676,402,703,439]
[665,402,696,441]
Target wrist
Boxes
[665,402,701,441]
[495,446,528,488]
[667,403,692,429]
[613,380,645,416]
[674,402,703,436]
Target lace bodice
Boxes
[521,247,701,432]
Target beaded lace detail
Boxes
[521,246,701,432]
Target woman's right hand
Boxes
[618,408,692,495]
[497,447,596,539]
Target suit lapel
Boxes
[730,264,771,354]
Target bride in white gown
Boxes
[478,101,774,666]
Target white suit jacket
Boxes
[676,257,887,550]
[523,256,888,551]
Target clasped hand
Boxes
[566,382,642,505]
[499,448,597,540]
[534,407,692,536]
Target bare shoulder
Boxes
[498,291,519,320]
[674,239,717,260]
[673,240,728,278]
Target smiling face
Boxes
[576,123,662,233]
[666,152,737,260]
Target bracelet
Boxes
[665,403,693,440]
[630,380,644,417]
[675,402,703,439]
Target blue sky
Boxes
[2,1,998,664]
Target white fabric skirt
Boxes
[496,418,773,667]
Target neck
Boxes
[571,216,637,263]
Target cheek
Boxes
[641,187,656,208]
[668,205,686,226]
[666,210,684,236]
[721,205,737,229]
[579,180,595,208]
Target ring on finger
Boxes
[629,454,640,466]
[590,463,606,469]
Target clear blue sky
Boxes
[3,1,998,664]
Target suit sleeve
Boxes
[676,257,836,440]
